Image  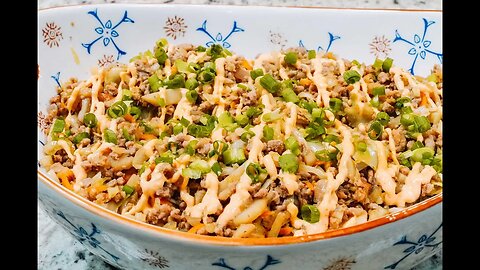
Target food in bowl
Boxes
[39,39,442,238]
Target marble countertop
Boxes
[37,0,442,269]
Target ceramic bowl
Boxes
[38,4,443,270]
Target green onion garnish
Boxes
[372,58,383,70]
[279,153,299,173]
[400,113,415,127]
[173,124,183,135]
[250,68,264,80]
[259,74,281,93]
[376,112,390,126]
[307,50,316,60]
[246,163,266,183]
[323,134,340,144]
[240,130,255,142]
[155,155,173,165]
[186,90,198,104]
[107,101,128,118]
[213,140,228,154]
[104,129,117,144]
[211,162,222,176]
[414,115,431,133]
[164,73,185,89]
[185,78,199,90]
[411,141,424,150]
[281,87,300,103]
[370,95,380,108]
[188,62,201,73]
[285,136,300,155]
[186,140,198,156]
[382,57,393,72]
[222,147,246,165]
[174,59,189,73]
[237,83,249,91]
[245,106,263,118]
[73,132,90,144]
[180,117,190,127]
[196,45,206,52]
[235,114,249,127]
[368,121,383,140]
[167,142,179,154]
[189,160,211,174]
[52,118,65,133]
[263,125,274,141]
[262,112,282,123]
[122,89,132,101]
[154,46,168,65]
[355,141,367,152]
[198,69,215,83]
[122,185,135,195]
[284,52,298,65]
[372,86,386,96]
[395,97,411,109]
[343,70,361,85]
[315,149,332,162]
[301,204,320,223]
[148,74,162,92]
[122,128,134,141]
[411,147,435,164]
[329,98,343,113]
[128,106,141,119]
[83,113,97,128]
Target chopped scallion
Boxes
[279,153,299,173]
[301,204,320,223]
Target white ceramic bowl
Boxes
[38,4,442,270]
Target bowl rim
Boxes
[37,3,442,246]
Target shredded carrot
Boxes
[139,133,157,140]
[181,177,189,190]
[260,210,272,218]
[326,52,335,59]
[123,114,135,123]
[279,226,293,236]
[171,65,178,75]
[242,59,253,70]
[57,169,74,191]
[188,223,205,234]
[420,91,429,107]
[305,181,315,191]
[299,78,312,86]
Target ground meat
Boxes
[266,140,285,154]
[352,177,372,204]
[146,204,173,225]
[254,187,268,198]
[391,128,407,152]
[377,72,390,83]
[169,44,195,62]
[381,102,395,115]
[296,108,311,126]
[234,66,250,82]
[295,182,313,206]
[155,182,176,198]
[243,90,258,106]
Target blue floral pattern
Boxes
[393,18,442,75]
[196,20,244,48]
[212,255,281,270]
[299,32,340,53]
[384,223,442,269]
[82,9,134,60]
[51,72,61,87]
[55,210,120,263]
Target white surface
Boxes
[37,0,442,269]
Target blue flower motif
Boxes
[196,20,244,48]
[82,9,134,60]
[393,18,442,75]
[384,223,442,269]
[212,255,281,270]
[51,71,61,87]
[299,32,340,53]
[56,210,120,263]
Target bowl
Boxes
[38,4,442,270]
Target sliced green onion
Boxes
[281,87,299,103]
[241,130,255,142]
[323,134,340,144]
[186,90,198,104]
[372,86,386,96]
[263,125,274,141]
[154,47,167,65]
[368,121,384,140]
[157,98,166,107]
[107,101,128,118]
[246,163,264,183]
[185,78,199,90]
[259,74,281,93]
[180,117,190,127]
[83,113,97,128]
[188,63,201,73]
[426,74,438,83]
[52,119,65,133]
[351,60,361,67]
[185,140,198,156]
[122,185,135,195]
[400,113,415,127]
[401,106,413,114]
[370,95,380,108]
[73,132,90,144]
[198,69,215,83]
[307,50,316,60]
[414,115,431,133]
[372,58,383,70]
[237,83,249,91]
[206,44,225,60]
[250,68,264,80]
[213,140,228,154]
[285,136,300,155]
[235,114,249,127]
[262,112,282,123]
[122,89,132,101]
[196,45,206,52]
[128,106,141,119]
[284,52,298,65]
[182,167,202,179]
[411,141,424,150]
[279,153,299,173]
[398,152,412,169]
[431,155,442,173]
[218,111,235,128]
[305,124,326,141]
[122,128,134,141]
[167,142,179,154]
[174,59,189,73]
[299,100,318,114]
[376,112,390,126]
[411,147,435,164]
[211,162,222,176]
[189,160,211,174]
[222,147,246,165]
[343,70,361,85]
[301,204,320,223]
[165,73,185,89]
[329,98,343,113]
[382,57,393,72]
[104,129,117,144]
[155,155,173,165]
[173,124,183,135]
[355,141,367,152]
[187,123,213,138]
[245,106,263,118]
[315,149,332,162]
[395,97,411,109]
